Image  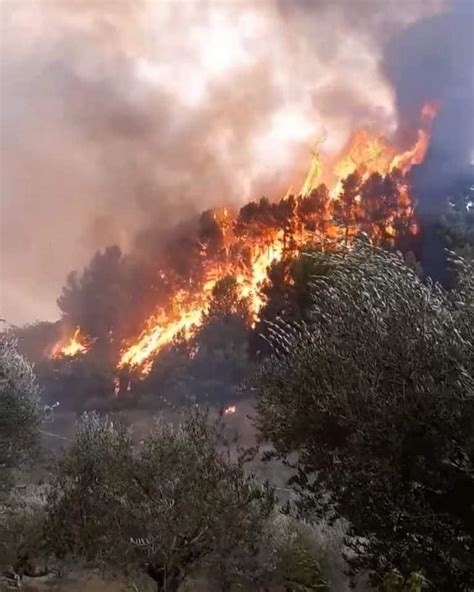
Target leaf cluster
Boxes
[256,243,474,589]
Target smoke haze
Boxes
[384,0,474,280]
[0,0,448,324]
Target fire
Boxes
[50,326,90,359]
[326,125,432,200]
[55,103,439,377]
[119,292,213,375]
[118,235,285,374]
[223,405,237,415]
[117,102,437,375]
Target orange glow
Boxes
[224,405,237,415]
[118,231,286,374]
[50,327,90,359]
[117,102,437,376]
[119,292,213,375]
[328,121,433,199]
[421,100,441,122]
[53,103,438,376]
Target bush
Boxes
[44,409,272,592]
[0,334,43,497]
[256,244,474,589]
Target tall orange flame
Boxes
[52,102,439,376]
[50,326,90,359]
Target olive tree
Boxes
[0,334,43,496]
[256,244,474,589]
[44,409,271,591]
[235,512,329,592]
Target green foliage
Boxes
[252,250,335,358]
[44,409,271,591]
[256,243,474,590]
[235,512,328,592]
[277,519,328,591]
[0,334,43,496]
[0,482,49,576]
[437,179,474,255]
[382,571,429,592]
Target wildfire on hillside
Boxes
[51,102,438,376]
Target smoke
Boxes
[384,0,474,280]
[1,0,445,324]
[386,0,473,176]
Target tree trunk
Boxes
[153,577,181,592]
[148,566,183,592]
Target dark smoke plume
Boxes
[384,0,474,281]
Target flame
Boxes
[223,404,237,415]
[50,326,90,359]
[118,234,286,374]
[300,147,323,196]
[119,292,213,375]
[118,102,437,376]
[327,123,433,200]
[56,103,438,376]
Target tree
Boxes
[297,184,331,248]
[251,251,334,358]
[0,334,43,497]
[145,277,253,406]
[382,571,429,592]
[333,172,361,245]
[57,246,164,356]
[437,178,474,260]
[256,244,474,589]
[6,321,60,365]
[44,409,271,591]
[203,276,251,325]
[359,171,404,246]
[207,510,330,592]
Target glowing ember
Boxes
[224,405,237,415]
[50,327,90,359]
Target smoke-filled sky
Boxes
[0,0,454,324]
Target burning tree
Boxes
[42,104,436,391]
[142,276,254,406]
[256,244,474,590]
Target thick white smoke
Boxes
[0,0,445,323]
